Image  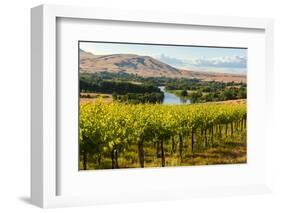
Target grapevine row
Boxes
[80,101,246,169]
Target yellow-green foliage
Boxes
[80,101,246,162]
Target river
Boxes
[158,86,191,105]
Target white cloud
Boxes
[155,54,247,74]
[187,55,247,69]
[156,54,184,67]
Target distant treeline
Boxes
[165,79,247,103]
[80,79,161,94]
[113,92,164,104]
[165,79,246,92]
[80,72,247,104]
[187,87,247,103]
[80,73,164,103]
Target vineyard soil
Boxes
[81,138,246,170]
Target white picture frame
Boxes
[31,4,274,208]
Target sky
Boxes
[80,42,247,74]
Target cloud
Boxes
[188,55,247,69]
[156,54,247,74]
[157,54,184,67]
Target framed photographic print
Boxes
[31,4,274,208]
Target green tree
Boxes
[181,90,188,97]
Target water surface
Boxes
[159,86,191,105]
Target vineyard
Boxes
[80,100,247,170]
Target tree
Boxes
[181,90,188,97]
[191,91,202,103]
